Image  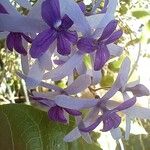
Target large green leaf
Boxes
[0,104,101,150]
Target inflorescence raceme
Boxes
[0,0,149,143]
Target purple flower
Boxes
[31,96,81,123]
[0,3,32,55]
[30,0,78,58]
[77,20,123,71]
[6,32,32,55]
[125,83,150,97]
[79,97,136,132]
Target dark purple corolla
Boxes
[0,3,32,55]
[30,0,78,58]
[32,96,81,123]
[77,20,123,71]
[79,97,136,132]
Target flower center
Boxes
[54,20,62,29]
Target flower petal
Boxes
[79,117,102,132]
[13,33,27,55]
[0,14,48,33]
[102,57,131,100]
[65,74,91,95]
[54,95,98,110]
[77,37,95,53]
[59,0,91,35]
[94,44,110,71]
[0,3,8,13]
[15,0,32,9]
[64,127,81,142]
[60,14,73,30]
[114,97,136,111]
[78,2,86,13]
[105,30,123,44]
[64,108,82,116]
[99,20,118,41]
[43,51,83,81]
[63,30,78,44]
[110,127,122,140]
[6,33,14,51]
[42,0,61,27]
[30,29,57,58]
[96,0,117,29]
[0,0,20,15]
[126,84,150,97]
[86,14,104,30]
[101,118,114,132]
[57,33,71,55]
[48,106,67,123]
[107,43,123,57]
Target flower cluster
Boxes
[0,0,149,143]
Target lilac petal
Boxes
[0,14,48,33]
[38,50,53,71]
[114,97,136,111]
[60,14,73,30]
[30,29,57,58]
[13,33,27,55]
[1,0,20,15]
[86,14,104,29]
[78,2,86,13]
[6,33,14,51]
[111,113,121,128]
[21,33,32,43]
[43,51,83,81]
[105,30,123,44]
[107,43,123,56]
[92,0,102,12]
[126,84,150,97]
[59,0,91,35]
[64,108,82,116]
[57,33,71,55]
[100,0,109,13]
[79,117,102,132]
[65,74,91,95]
[125,116,131,140]
[26,60,44,89]
[63,30,78,44]
[31,97,55,107]
[54,95,98,110]
[77,38,95,53]
[98,20,118,41]
[21,55,29,75]
[41,0,61,27]
[102,57,131,100]
[94,44,110,71]
[96,0,117,29]
[123,106,150,119]
[110,128,122,140]
[101,118,114,132]
[48,106,67,123]
[32,91,60,100]
[64,127,81,142]
[0,3,8,14]
[15,0,32,9]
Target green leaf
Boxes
[0,104,101,150]
[132,10,150,19]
